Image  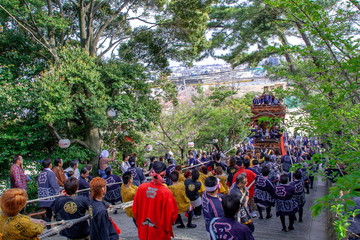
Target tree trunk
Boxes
[180,147,184,162]
[85,127,102,164]
[278,32,296,73]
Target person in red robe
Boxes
[133,161,178,240]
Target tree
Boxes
[0,0,212,164]
[207,0,359,238]
[145,87,251,161]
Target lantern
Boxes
[58,139,71,148]
[107,109,116,117]
[188,142,194,148]
[145,144,153,152]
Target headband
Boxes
[206,178,220,192]
[150,169,166,183]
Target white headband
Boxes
[206,178,220,192]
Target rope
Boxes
[27,181,123,204]
[39,215,90,239]
[39,201,133,239]
[182,161,210,171]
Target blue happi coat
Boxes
[38,168,61,207]
[274,184,298,216]
[254,176,275,208]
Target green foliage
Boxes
[145,87,251,160]
[208,0,359,238]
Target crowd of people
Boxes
[1,135,321,240]
[252,93,282,106]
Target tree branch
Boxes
[47,123,91,149]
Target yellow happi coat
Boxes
[216,174,229,194]
[0,214,44,240]
[168,182,191,214]
[121,184,138,218]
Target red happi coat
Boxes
[232,167,257,198]
[133,180,178,240]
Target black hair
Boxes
[170,171,179,182]
[229,157,237,167]
[85,164,93,171]
[175,165,182,171]
[252,159,259,165]
[66,170,74,178]
[243,159,250,168]
[261,165,270,176]
[294,170,302,180]
[64,177,79,195]
[54,158,62,167]
[13,155,22,164]
[123,153,130,160]
[215,153,221,161]
[205,176,218,188]
[191,169,200,181]
[150,156,156,162]
[70,159,79,168]
[280,174,289,184]
[236,160,243,167]
[152,161,166,174]
[80,167,88,175]
[200,165,208,174]
[205,176,219,193]
[42,158,52,168]
[105,167,112,176]
[129,156,136,166]
[222,194,240,218]
[122,171,132,184]
[167,158,173,164]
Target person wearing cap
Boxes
[127,156,146,186]
[133,161,178,240]
[202,176,224,238]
